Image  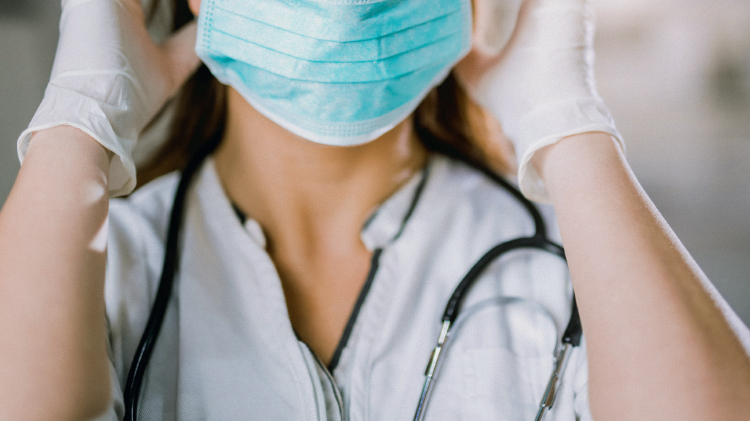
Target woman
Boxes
[1,0,749,419]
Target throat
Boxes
[270,239,375,366]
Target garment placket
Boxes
[189,161,326,420]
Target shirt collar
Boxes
[218,156,432,252]
[359,158,431,251]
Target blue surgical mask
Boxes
[196,0,472,146]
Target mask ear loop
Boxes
[123,132,222,421]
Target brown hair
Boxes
[137,0,513,187]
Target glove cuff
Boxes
[17,89,137,197]
[513,97,625,203]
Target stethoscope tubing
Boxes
[413,236,579,421]
[443,236,565,324]
[412,128,581,421]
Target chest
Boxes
[271,244,374,367]
[124,239,574,421]
[106,158,585,420]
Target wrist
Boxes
[530,132,625,200]
[25,126,113,173]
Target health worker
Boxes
[1,0,750,420]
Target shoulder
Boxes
[108,171,180,245]
[405,154,570,332]
[106,169,181,287]
[420,155,560,243]
[106,172,180,292]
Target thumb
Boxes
[162,21,201,94]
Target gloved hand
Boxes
[17,0,200,196]
[455,0,624,202]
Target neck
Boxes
[214,87,427,256]
[213,87,427,363]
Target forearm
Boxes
[0,127,112,420]
[536,133,750,420]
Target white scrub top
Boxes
[96,154,593,420]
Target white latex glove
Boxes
[17,0,200,196]
[455,0,624,202]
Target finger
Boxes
[162,21,201,93]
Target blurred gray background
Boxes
[1,0,749,325]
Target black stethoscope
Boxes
[122,130,582,421]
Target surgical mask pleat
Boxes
[208,30,462,83]
[220,61,451,122]
[216,0,461,42]
[210,8,464,63]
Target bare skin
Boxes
[214,88,427,363]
